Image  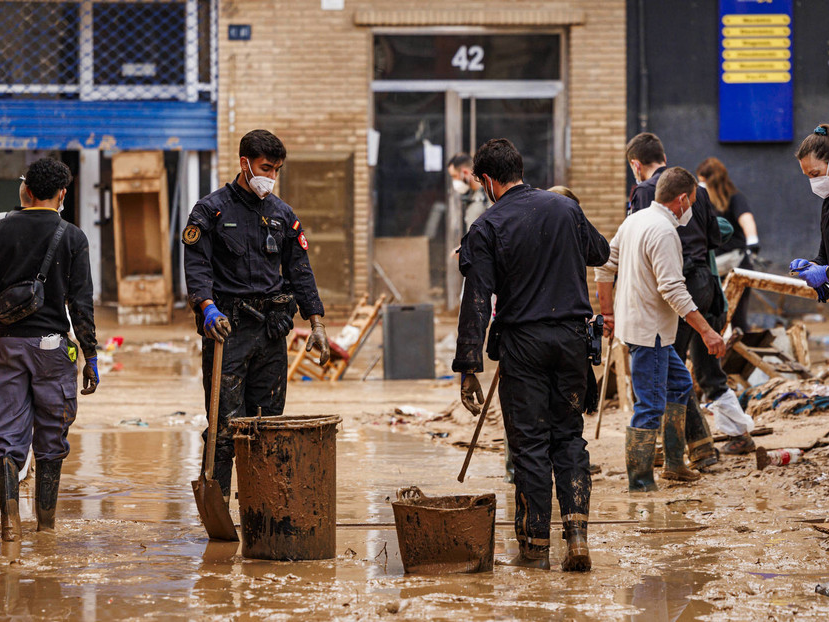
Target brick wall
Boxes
[217,0,627,304]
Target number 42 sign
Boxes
[451,45,485,72]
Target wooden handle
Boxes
[594,338,611,440]
[204,340,224,480]
[457,365,500,483]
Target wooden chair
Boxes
[286,293,386,382]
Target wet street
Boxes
[3,321,829,621]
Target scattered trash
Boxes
[139,342,188,354]
[105,336,124,351]
[395,405,440,418]
[428,432,449,439]
[802,313,824,324]
[756,447,802,470]
[119,418,149,427]
[816,583,829,597]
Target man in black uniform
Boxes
[626,133,723,472]
[0,158,99,540]
[183,129,330,501]
[454,138,609,571]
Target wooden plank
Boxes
[731,341,781,378]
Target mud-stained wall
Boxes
[217,0,627,305]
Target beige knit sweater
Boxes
[595,201,697,347]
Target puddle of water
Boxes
[617,571,716,622]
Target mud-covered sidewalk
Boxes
[3,310,829,620]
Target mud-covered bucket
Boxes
[392,486,496,574]
[230,414,341,561]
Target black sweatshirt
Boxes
[0,209,97,358]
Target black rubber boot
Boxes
[1,457,21,542]
[685,397,719,470]
[626,427,659,492]
[506,539,551,570]
[213,459,233,504]
[561,513,591,572]
[35,459,63,532]
[661,403,701,482]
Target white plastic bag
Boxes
[707,388,755,437]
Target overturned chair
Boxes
[286,293,386,382]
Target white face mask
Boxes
[484,176,497,203]
[698,181,707,189]
[243,159,275,199]
[452,179,470,195]
[810,161,829,199]
[678,197,693,227]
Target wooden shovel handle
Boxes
[457,365,500,483]
[204,340,224,480]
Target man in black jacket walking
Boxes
[454,138,609,571]
[0,158,99,541]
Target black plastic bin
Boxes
[382,304,435,380]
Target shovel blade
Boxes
[191,476,238,541]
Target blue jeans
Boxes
[627,335,694,429]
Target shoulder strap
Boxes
[36,220,68,283]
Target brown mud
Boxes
[2,312,829,619]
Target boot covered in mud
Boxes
[625,427,658,492]
[1,456,21,542]
[506,538,551,570]
[653,417,665,468]
[721,432,756,455]
[685,397,719,470]
[661,403,701,482]
[560,513,591,572]
[35,459,63,532]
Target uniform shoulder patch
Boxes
[292,219,301,231]
[298,231,308,250]
[182,224,201,245]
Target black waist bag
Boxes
[0,220,68,325]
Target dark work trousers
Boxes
[673,265,729,447]
[498,321,591,548]
[201,312,288,469]
[0,337,78,468]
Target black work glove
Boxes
[746,242,760,256]
[308,318,330,366]
[460,372,484,415]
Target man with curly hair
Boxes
[0,157,98,541]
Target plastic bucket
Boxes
[230,414,341,560]
[391,486,496,574]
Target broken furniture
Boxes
[286,293,386,382]
[111,151,172,325]
[723,327,813,389]
[721,268,818,329]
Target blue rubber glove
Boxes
[789,258,811,274]
[797,263,829,289]
[203,303,231,342]
[81,356,99,395]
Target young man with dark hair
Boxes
[183,129,329,505]
[625,132,728,472]
[596,167,725,494]
[447,152,489,232]
[454,138,609,572]
[0,157,98,541]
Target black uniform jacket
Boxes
[0,209,97,358]
[452,184,610,373]
[812,196,829,265]
[183,178,324,320]
[629,166,721,265]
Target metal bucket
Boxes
[391,486,496,574]
[230,414,341,561]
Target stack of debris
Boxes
[740,375,829,422]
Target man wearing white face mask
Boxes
[790,124,829,302]
[183,129,329,504]
[447,153,490,233]
[597,167,726,494]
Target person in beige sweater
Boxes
[595,167,725,492]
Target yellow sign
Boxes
[722,60,791,72]
[722,26,790,37]
[722,14,790,26]
[723,49,791,60]
[723,38,790,49]
[722,72,791,84]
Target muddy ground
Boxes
[3,307,829,621]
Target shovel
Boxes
[457,365,500,483]
[192,340,238,541]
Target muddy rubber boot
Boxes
[35,459,63,532]
[685,397,718,470]
[653,419,664,468]
[721,433,756,455]
[505,539,551,570]
[213,459,233,505]
[626,427,659,492]
[661,403,701,482]
[560,513,591,572]
[1,457,21,542]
